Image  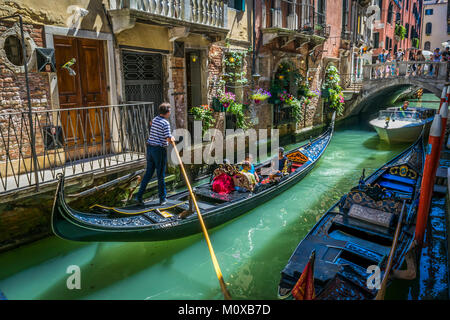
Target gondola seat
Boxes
[291,162,303,172]
[381,174,416,185]
[378,181,414,193]
[194,187,250,203]
[347,204,396,228]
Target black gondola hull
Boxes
[52,116,336,242]
[52,162,317,242]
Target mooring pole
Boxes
[415,114,442,246]
[438,86,447,113]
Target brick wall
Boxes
[0,22,51,163]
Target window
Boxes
[385,36,389,50]
[374,32,379,48]
[426,22,432,35]
[406,0,409,11]
[387,3,393,24]
[405,23,409,38]
[4,35,25,66]
[424,41,431,51]
[376,0,382,20]
[228,0,245,11]
[425,9,433,15]
[396,12,401,23]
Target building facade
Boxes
[372,0,422,60]
[421,0,448,52]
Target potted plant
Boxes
[279,91,303,123]
[189,105,216,134]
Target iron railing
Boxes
[0,102,156,194]
[363,61,449,81]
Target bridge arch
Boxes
[346,77,446,116]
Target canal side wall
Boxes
[0,161,181,253]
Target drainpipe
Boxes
[252,0,256,78]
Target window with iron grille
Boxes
[122,50,163,108]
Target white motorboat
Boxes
[369,107,435,144]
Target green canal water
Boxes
[0,94,440,300]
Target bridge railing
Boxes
[363,61,448,81]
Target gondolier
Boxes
[134,103,175,205]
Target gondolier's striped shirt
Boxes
[147,115,172,147]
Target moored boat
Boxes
[278,131,425,300]
[369,107,435,144]
[51,114,335,242]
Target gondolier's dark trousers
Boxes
[136,144,167,202]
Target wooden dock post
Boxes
[415,114,442,246]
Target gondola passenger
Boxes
[262,147,288,184]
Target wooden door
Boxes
[54,36,109,160]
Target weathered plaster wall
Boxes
[227,6,250,43]
[0,0,109,32]
[116,23,171,51]
[323,0,343,59]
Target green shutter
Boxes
[239,0,245,11]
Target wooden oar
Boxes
[375,199,407,300]
[170,140,232,300]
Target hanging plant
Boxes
[250,88,271,104]
[322,65,344,115]
[394,24,406,40]
[190,105,216,134]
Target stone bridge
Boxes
[345,61,448,116]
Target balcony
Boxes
[107,0,229,38]
[261,0,329,48]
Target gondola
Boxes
[51,113,336,242]
[278,130,425,300]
